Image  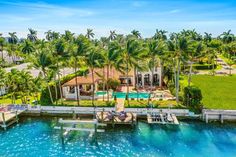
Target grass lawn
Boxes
[0,94,39,105]
[124,100,184,108]
[53,100,115,107]
[192,75,236,109]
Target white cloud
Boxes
[0,1,95,18]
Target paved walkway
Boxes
[116,98,125,112]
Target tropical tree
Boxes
[63,30,74,42]
[118,38,143,105]
[153,29,168,40]
[21,40,35,54]
[8,32,18,63]
[131,30,141,39]
[85,46,104,106]
[86,29,95,39]
[220,30,234,44]
[108,30,117,41]
[147,39,164,88]
[168,36,189,102]
[0,33,5,61]
[32,50,54,104]
[27,28,38,42]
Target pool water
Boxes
[0,118,236,157]
[96,91,150,99]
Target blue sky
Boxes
[0,0,236,38]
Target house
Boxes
[0,86,6,96]
[62,67,162,100]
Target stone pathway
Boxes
[116,98,125,112]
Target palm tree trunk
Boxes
[188,61,193,87]
[106,65,110,102]
[74,60,80,106]
[102,67,105,101]
[54,79,58,105]
[126,60,129,106]
[43,71,54,104]
[176,58,180,103]
[91,68,95,107]
[57,63,63,104]
[160,59,164,88]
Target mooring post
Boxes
[94,119,97,134]
[205,114,208,123]
[101,108,104,123]
[220,114,224,124]
[72,110,76,120]
[112,116,115,128]
[15,111,19,123]
[2,112,6,130]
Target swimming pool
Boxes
[96,91,150,99]
[0,118,236,157]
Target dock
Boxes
[147,112,179,125]
[96,111,137,127]
[202,109,236,123]
[0,110,25,130]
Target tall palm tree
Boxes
[187,42,204,86]
[21,40,35,54]
[118,38,143,105]
[32,50,54,104]
[85,46,104,106]
[167,37,188,102]
[8,32,18,44]
[63,30,74,42]
[153,29,168,40]
[220,30,234,44]
[0,34,5,62]
[53,39,68,104]
[147,39,164,88]
[86,29,95,39]
[68,35,89,106]
[109,30,117,41]
[8,32,18,63]
[131,30,141,39]
[27,28,38,42]
[104,41,121,101]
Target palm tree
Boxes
[8,32,18,44]
[27,28,38,42]
[63,30,74,42]
[108,30,117,41]
[32,50,54,104]
[104,41,121,101]
[204,32,212,43]
[118,38,143,105]
[131,30,141,39]
[0,33,5,61]
[8,32,18,63]
[147,39,164,88]
[53,39,68,104]
[21,40,35,54]
[220,30,234,44]
[167,37,189,102]
[86,29,95,39]
[153,29,168,40]
[85,46,104,106]
[187,42,204,86]
[68,35,89,106]
[0,68,6,101]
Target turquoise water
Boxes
[96,91,150,99]
[1,118,236,157]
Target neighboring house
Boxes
[0,86,6,96]
[62,67,162,100]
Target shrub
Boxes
[192,64,217,70]
[107,78,120,91]
[183,86,202,107]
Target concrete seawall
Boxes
[202,109,236,123]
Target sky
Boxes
[0,0,236,39]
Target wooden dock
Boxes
[147,112,179,125]
[0,110,25,130]
[96,111,137,127]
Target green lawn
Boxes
[124,100,184,108]
[192,75,236,109]
[54,100,115,107]
[0,94,39,105]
